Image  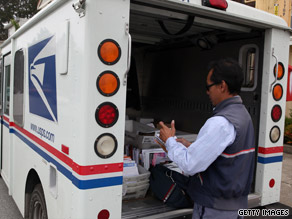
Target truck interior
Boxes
[123,1,264,218]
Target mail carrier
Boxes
[0,0,290,218]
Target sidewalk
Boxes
[284,143,292,154]
[280,150,292,208]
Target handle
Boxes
[123,22,132,86]
[270,48,278,92]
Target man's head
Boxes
[206,58,243,106]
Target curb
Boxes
[284,144,292,154]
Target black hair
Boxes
[207,58,244,94]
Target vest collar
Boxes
[213,96,242,115]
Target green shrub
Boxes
[284,116,292,144]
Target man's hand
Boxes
[159,120,176,142]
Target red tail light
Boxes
[202,0,228,10]
[95,102,119,128]
[271,105,282,122]
[98,209,110,219]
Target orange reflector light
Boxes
[272,84,283,101]
[97,71,120,96]
[274,62,285,80]
[95,102,118,128]
[94,133,117,159]
[271,105,282,122]
[270,126,280,143]
[98,39,121,65]
[98,209,110,219]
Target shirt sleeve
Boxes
[165,116,236,176]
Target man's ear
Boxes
[221,80,228,92]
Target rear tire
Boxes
[28,184,48,219]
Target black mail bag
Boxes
[149,164,193,209]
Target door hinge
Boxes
[72,0,86,18]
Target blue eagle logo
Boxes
[28,36,58,122]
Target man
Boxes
[159,58,255,219]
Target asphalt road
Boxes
[0,152,291,219]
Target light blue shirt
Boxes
[165,116,236,176]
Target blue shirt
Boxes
[165,116,236,176]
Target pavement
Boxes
[281,145,292,208]
[0,147,291,219]
[0,178,23,219]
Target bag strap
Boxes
[163,183,176,203]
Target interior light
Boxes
[270,126,280,143]
[272,84,283,101]
[95,102,119,128]
[98,39,121,65]
[97,71,120,96]
[94,134,117,159]
[274,62,285,80]
[197,37,211,49]
[271,105,282,122]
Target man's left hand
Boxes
[159,120,176,142]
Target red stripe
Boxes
[258,146,283,154]
[11,121,74,167]
[222,148,255,156]
[72,162,123,175]
[3,115,9,123]
[7,120,122,176]
[163,184,175,202]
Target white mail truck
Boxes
[0,0,290,218]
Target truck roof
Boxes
[1,0,291,49]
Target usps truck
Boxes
[0,0,290,218]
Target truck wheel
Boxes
[28,184,48,219]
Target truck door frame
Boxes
[0,52,11,176]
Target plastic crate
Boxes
[122,165,150,200]
[122,183,150,200]
[123,165,150,183]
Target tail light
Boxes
[272,84,283,101]
[95,102,119,128]
[270,126,280,143]
[98,209,110,219]
[98,39,121,65]
[274,62,284,80]
[271,105,282,122]
[94,134,117,158]
[97,71,120,96]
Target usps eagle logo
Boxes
[28,36,58,122]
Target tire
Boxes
[28,184,48,219]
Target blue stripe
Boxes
[13,130,73,179]
[9,127,123,190]
[72,176,123,190]
[258,156,283,164]
[2,121,9,128]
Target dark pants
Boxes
[192,203,244,219]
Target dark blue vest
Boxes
[187,96,255,210]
